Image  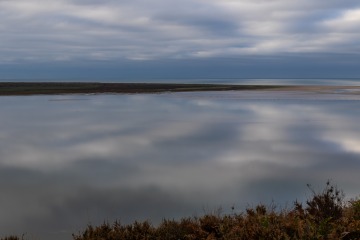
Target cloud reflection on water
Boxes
[0,92,360,239]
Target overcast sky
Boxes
[1,0,360,80]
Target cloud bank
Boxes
[1,0,360,64]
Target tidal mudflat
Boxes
[0,82,283,95]
[1,88,360,239]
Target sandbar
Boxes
[1,82,360,96]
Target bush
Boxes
[305,180,344,224]
[0,236,21,240]
[4,182,360,240]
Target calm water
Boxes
[1,90,360,239]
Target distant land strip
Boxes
[0,82,286,95]
[1,82,360,96]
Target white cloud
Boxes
[0,0,360,61]
[322,8,360,32]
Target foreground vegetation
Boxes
[2,182,360,240]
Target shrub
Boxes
[349,199,360,221]
[305,180,344,224]
[0,236,21,240]
[5,182,359,240]
[72,181,357,240]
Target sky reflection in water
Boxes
[1,91,360,239]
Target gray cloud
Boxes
[1,0,360,64]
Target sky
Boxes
[1,0,360,80]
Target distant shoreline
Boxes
[1,82,360,95]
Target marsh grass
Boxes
[0,235,24,240]
[2,182,360,240]
[71,181,360,240]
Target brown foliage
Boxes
[0,236,23,240]
[3,182,360,240]
[72,182,360,240]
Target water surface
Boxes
[1,91,360,239]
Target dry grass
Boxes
[2,182,359,240]
[0,236,24,240]
[71,181,360,240]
